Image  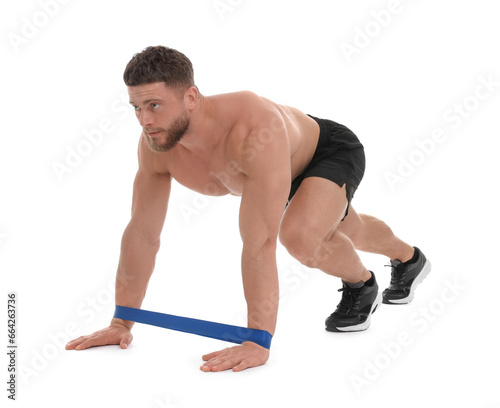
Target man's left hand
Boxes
[200,341,270,372]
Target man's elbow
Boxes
[242,235,277,260]
[123,222,161,251]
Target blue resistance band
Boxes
[114,305,273,349]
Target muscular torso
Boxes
[144,91,320,196]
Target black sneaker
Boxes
[382,246,431,304]
[325,271,382,332]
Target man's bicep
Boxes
[129,168,171,241]
[239,175,289,247]
[238,126,291,247]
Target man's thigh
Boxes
[280,176,348,240]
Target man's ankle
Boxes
[397,246,415,264]
[343,269,371,285]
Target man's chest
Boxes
[167,152,246,197]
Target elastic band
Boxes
[113,305,272,349]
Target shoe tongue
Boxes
[342,280,364,289]
[390,259,402,267]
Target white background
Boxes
[1,0,499,407]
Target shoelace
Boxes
[385,263,407,287]
[336,285,365,314]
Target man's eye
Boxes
[152,103,160,109]
[133,105,140,111]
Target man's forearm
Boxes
[241,242,279,336]
[112,223,160,330]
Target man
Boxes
[66,46,431,372]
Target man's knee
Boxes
[279,223,337,268]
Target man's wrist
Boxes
[110,317,134,331]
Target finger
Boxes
[202,353,243,372]
[232,359,252,372]
[74,335,110,350]
[201,350,234,368]
[200,357,219,371]
[65,336,87,350]
[202,349,225,361]
[119,332,133,349]
[201,356,225,371]
[74,338,99,350]
[212,357,242,372]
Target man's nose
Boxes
[138,110,153,128]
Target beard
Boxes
[144,111,190,153]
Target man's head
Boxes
[124,46,197,152]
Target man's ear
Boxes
[184,85,199,108]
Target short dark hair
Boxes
[123,46,195,90]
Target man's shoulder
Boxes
[224,91,286,136]
[218,89,260,101]
[214,90,278,117]
[137,135,172,178]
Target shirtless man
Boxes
[65,46,431,372]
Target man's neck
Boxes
[177,94,219,153]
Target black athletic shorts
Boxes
[287,114,366,220]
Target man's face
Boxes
[128,82,190,153]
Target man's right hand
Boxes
[65,321,133,351]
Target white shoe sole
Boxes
[385,260,432,304]
[336,291,382,332]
